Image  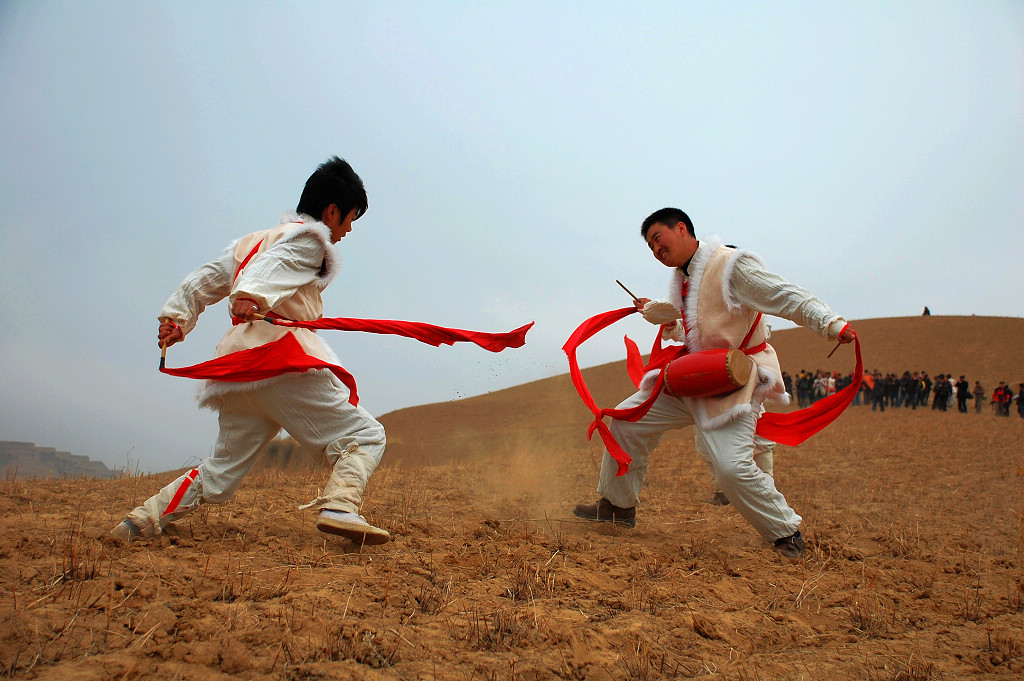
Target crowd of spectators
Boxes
[783,370,1024,417]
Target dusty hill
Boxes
[766,315,1024,382]
[379,315,1024,468]
[0,441,116,481]
[2,315,1023,680]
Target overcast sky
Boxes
[1,1,1021,474]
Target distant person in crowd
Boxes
[871,372,887,412]
[860,373,874,406]
[972,381,986,414]
[835,372,853,399]
[797,370,812,407]
[813,370,828,403]
[955,375,971,413]
[902,371,919,409]
[1017,384,1024,418]
[1002,383,1015,416]
[993,382,1012,416]
[110,157,392,546]
[922,306,931,316]
[919,372,932,407]
[887,373,901,408]
[571,207,856,560]
[932,374,951,411]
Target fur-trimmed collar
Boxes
[666,236,722,353]
[665,236,771,349]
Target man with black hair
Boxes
[572,208,855,559]
[111,157,391,546]
[932,375,951,411]
[955,376,971,413]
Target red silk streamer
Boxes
[161,318,534,407]
[754,334,862,445]
[564,307,862,475]
[256,316,533,352]
[562,307,686,476]
[160,333,364,403]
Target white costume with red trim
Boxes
[126,214,385,538]
[596,237,847,543]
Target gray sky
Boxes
[1,1,1021,474]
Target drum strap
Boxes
[739,313,766,355]
[233,239,264,283]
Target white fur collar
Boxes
[666,236,723,353]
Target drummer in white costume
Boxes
[573,208,856,558]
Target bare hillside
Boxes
[379,316,1024,467]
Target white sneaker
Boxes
[316,509,390,545]
[109,519,141,544]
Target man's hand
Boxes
[640,299,682,325]
[838,325,856,343]
[634,297,651,311]
[231,298,260,322]
[158,320,184,348]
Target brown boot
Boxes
[573,498,636,528]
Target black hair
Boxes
[641,207,694,239]
[296,156,368,221]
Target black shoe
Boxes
[573,498,636,528]
[707,491,731,506]
[773,530,805,558]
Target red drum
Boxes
[662,348,753,398]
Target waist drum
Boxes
[662,348,753,398]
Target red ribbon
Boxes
[255,316,533,352]
[753,335,862,445]
[564,306,862,475]
[562,307,686,476]
[161,317,534,407]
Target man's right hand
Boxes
[158,320,184,348]
[640,299,682,325]
[231,297,261,322]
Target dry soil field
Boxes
[2,316,1023,680]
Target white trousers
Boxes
[127,372,385,537]
[697,430,775,491]
[596,389,800,542]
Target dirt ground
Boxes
[4,315,1024,680]
[2,404,1022,680]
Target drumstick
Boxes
[826,340,842,359]
[616,280,641,304]
[159,343,166,370]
